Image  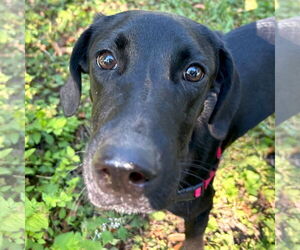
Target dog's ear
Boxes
[207,46,241,140]
[60,27,93,116]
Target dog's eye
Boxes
[183,65,205,82]
[96,51,117,70]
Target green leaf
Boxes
[0,233,3,249]
[25,198,48,233]
[25,167,35,175]
[0,197,15,219]
[150,211,166,221]
[32,133,41,144]
[101,231,114,246]
[44,133,54,144]
[52,232,81,250]
[58,208,66,219]
[0,148,12,158]
[52,232,103,250]
[25,148,36,158]
[66,146,75,158]
[9,132,20,144]
[0,212,24,232]
[80,239,103,250]
[0,167,11,175]
[130,216,145,228]
[26,212,49,232]
[117,227,128,241]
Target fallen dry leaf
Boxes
[167,233,185,242]
[193,3,205,10]
[245,0,258,11]
[173,242,184,250]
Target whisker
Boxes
[179,163,210,172]
[183,168,202,176]
[179,161,213,167]
[191,159,215,164]
[75,150,86,155]
[83,124,91,136]
[188,164,211,171]
[182,170,204,181]
[66,163,83,176]
[178,179,192,187]
[180,159,213,166]
[71,187,87,213]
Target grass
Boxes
[275,115,300,249]
[24,0,275,249]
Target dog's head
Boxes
[60,11,240,213]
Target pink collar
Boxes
[175,146,222,202]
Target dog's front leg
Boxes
[183,207,211,250]
[180,186,215,250]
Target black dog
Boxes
[60,11,274,249]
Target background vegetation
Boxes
[25,0,275,249]
[0,0,25,249]
[276,115,300,249]
[275,2,300,248]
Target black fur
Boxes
[60,11,275,249]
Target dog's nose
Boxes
[93,158,157,195]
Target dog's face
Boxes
[61,11,239,213]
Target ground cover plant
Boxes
[0,0,25,249]
[25,0,275,249]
